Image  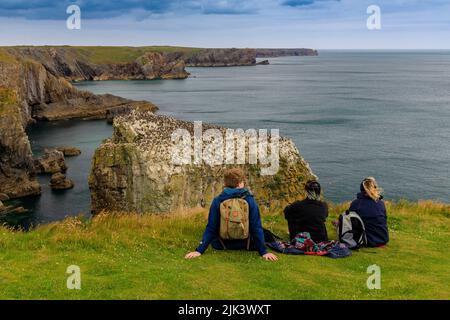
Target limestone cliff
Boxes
[6,47,189,81]
[256,48,319,57]
[89,111,316,214]
[183,49,256,67]
[0,48,158,199]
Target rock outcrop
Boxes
[34,149,67,174]
[183,49,256,67]
[256,48,319,57]
[49,172,74,190]
[256,60,270,65]
[89,111,316,214]
[0,86,41,198]
[0,48,160,199]
[56,146,81,157]
[6,47,189,81]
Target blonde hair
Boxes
[362,177,382,201]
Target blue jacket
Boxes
[349,193,389,247]
[196,188,268,256]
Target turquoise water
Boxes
[12,51,450,226]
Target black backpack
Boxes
[338,210,367,249]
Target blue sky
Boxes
[0,0,449,49]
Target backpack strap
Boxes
[218,238,227,250]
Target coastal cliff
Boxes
[6,47,189,81]
[183,48,256,67]
[0,45,318,201]
[0,48,158,199]
[89,111,316,214]
[256,48,318,57]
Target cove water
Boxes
[12,50,450,226]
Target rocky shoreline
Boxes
[0,45,318,216]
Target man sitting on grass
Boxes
[185,168,278,261]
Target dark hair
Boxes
[305,180,321,200]
[224,168,246,188]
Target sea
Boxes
[8,50,449,227]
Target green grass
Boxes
[1,46,202,64]
[0,201,448,300]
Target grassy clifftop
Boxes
[2,46,202,64]
[0,200,448,299]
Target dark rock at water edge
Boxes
[0,201,29,216]
[56,146,81,157]
[34,149,67,174]
[49,172,74,190]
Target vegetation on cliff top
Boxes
[1,46,202,65]
[0,200,448,299]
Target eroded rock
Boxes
[49,172,74,190]
[56,146,81,157]
[0,48,159,200]
[89,111,316,214]
[34,149,67,174]
[0,193,10,201]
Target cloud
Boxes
[201,0,259,14]
[282,0,339,7]
[0,0,261,20]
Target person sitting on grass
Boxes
[185,168,278,261]
[283,180,329,243]
[349,177,389,247]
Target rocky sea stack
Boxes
[49,172,74,190]
[89,111,316,214]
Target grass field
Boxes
[1,45,201,64]
[0,201,448,300]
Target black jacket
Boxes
[284,199,329,243]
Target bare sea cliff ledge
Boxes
[89,111,316,214]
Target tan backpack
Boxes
[219,197,250,241]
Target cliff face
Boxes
[0,46,319,201]
[0,48,159,199]
[6,47,189,81]
[256,48,318,57]
[89,111,316,214]
[183,48,256,67]
[0,87,41,198]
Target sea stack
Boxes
[49,173,74,190]
[89,111,316,214]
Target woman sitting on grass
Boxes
[349,177,389,247]
[283,180,329,243]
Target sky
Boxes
[0,0,449,49]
